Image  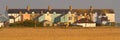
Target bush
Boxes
[22,20,35,27]
[109,22,116,26]
[9,22,23,27]
[9,20,44,27]
[36,22,43,27]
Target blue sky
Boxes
[0,0,120,23]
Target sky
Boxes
[0,0,120,23]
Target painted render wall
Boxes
[9,19,14,23]
[38,15,45,22]
[60,14,69,23]
[44,12,52,22]
[0,22,4,27]
[8,13,21,22]
[51,13,61,23]
[23,12,31,21]
[38,12,61,23]
[106,13,115,22]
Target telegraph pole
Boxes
[34,19,36,28]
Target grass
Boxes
[4,26,120,29]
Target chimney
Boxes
[90,5,93,12]
[69,5,72,11]
[19,11,22,16]
[6,5,8,11]
[48,6,51,11]
[84,12,87,18]
[19,11,23,22]
[84,12,87,16]
[41,10,43,14]
[27,5,30,11]
[103,10,107,13]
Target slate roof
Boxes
[75,18,94,23]
[7,9,69,14]
[7,9,114,14]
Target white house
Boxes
[9,16,15,23]
[76,23,96,27]
[8,11,21,22]
[0,22,4,27]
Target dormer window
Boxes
[68,11,71,14]
[53,12,56,14]
[32,11,35,14]
[25,12,28,14]
[47,12,50,14]
[46,12,50,16]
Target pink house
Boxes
[23,12,31,21]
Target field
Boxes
[0,27,120,40]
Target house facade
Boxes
[9,16,15,23]
[23,12,31,21]
[0,14,8,27]
[6,6,115,27]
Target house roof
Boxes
[7,9,114,14]
[7,9,69,14]
[75,18,94,23]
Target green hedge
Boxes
[9,20,43,27]
[22,20,35,27]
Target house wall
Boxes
[106,13,115,22]
[93,13,98,22]
[0,22,4,27]
[60,12,76,23]
[51,13,61,23]
[38,12,59,23]
[68,13,76,24]
[60,14,69,23]
[9,19,14,23]
[31,12,40,20]
[76,23,96,27]
[38,15,45,22]
[77,15,85,20]
[8,13,19,18]
[8,13,21,22]
[15,16,21,22]
[44,12,52,22]
[23,12,31,21]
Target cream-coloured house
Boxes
[67,11,77,24]
[106,13,115,22]
[44,12,52,22]
[9,16,15,23]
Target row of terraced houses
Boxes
[0,5,115,27]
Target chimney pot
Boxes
[48,6,51,11]
[6,5,8,11]
[90,5,93,12]
[27,5,30,11]
[69,5,72,11]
